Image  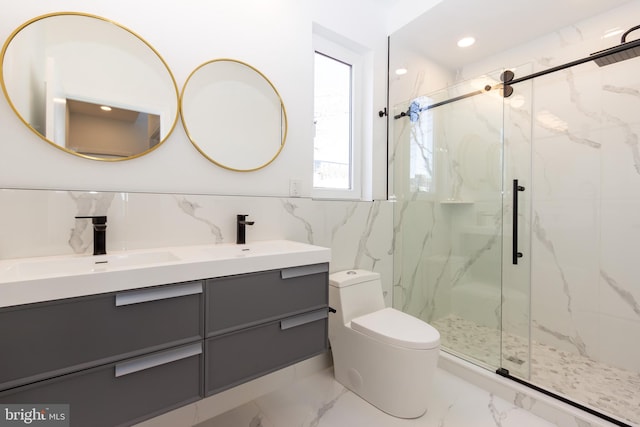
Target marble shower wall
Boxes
[474,1,640,374]
[527,58,640,371]
[391,74,507,359]
[0,189,394,305]
[390,0,640,377]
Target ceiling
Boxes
[67,99,140,122]
[391,0,633,70]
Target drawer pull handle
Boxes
[280,309,328,330]
[115,342,202,377]
[115,282,202,306]
[281,264,328,279]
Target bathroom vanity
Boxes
[0,240,330,427]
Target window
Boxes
[313,53,351,190]
[313,33,364,200]
[408,97,434,194]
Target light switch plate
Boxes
[289,179,302,197]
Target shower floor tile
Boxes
[431,315,640,426]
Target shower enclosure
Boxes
[389,2,640,426]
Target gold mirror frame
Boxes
[0,12,180,161]
[180,59,288,172]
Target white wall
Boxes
[385,0,444,34]
[0,0,423,301]
[0,0,400,199]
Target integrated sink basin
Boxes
[1,250,181,280]
[0,240,331,308]
[196,240,320,259]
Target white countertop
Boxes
[0,240,331,308]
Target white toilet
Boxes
[328,269,440,418]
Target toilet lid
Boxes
[351,308,440,350]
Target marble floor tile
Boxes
[195,368,557,427]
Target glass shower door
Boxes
[507,52,640,426]
[391,71,524,371]
[499,64,533,380]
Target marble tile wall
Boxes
[389,0,640,402]
[498,1,640,374]
[391,73,509,370]
[527,70,640,372]
[0,189,394,305]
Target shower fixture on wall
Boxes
[394,24,640,122]
[591,24,640,66]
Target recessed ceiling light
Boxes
[457,36,476,48]
[100,106,112,112]
[395,67,408,76]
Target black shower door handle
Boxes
[512,179,525,264]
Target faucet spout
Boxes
[236,214,255,244]
[75,216,107,255]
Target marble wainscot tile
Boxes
[117,193,224,249]
[278,198,321,244]
[120,193,287,249]
[0,189,76,259]
[0,189,395,297]
[0,189,391,260]
[0,189,122,259]
[324,200,394,301]
[392,200,451,320]
[279,199,394,303]
[71,191,125,252]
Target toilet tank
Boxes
[329,270,385,324]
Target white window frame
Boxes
[312,32,365,200]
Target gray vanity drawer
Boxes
[205,309,328,396]
[0,281,203,391]
[0,342,203,427]
[205,263,328,335]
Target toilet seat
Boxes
[351,307,440,350]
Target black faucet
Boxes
[75,216,107,255]
[236,214,255,245]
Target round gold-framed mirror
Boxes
[180,59,287,172]
[0,12,179,161]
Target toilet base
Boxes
[330,326,439,419]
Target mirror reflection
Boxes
[180,59,287,172]
[0,12,179,161]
